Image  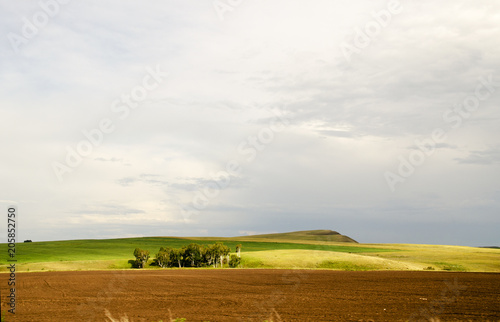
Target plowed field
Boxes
[1,270,499,321]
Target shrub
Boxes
[317,260,379,271]
[229,254,241,268]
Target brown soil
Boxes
[1,270,499,321]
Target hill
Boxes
[239,229,358,243]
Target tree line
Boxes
[133,242,242,269]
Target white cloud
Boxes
[1,0,499,245]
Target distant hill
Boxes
[240,230,358,243]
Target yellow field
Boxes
[240,243,500,272]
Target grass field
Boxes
[0,230,499,273]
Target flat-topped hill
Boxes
[239,229,358,243]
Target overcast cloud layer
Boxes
[1,0,499,246]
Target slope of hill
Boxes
[235,230,358,243]
[0,230,498,273]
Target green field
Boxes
[1,230,499,273]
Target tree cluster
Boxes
[133,242,242,269]
[155,242,231,268]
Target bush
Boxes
[316,260,379,271]
[229,254,241,268]
[432,262,468,272]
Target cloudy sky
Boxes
[1,1,499,246]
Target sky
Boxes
[1,0,499,246]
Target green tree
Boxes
[221,244,231,267]
[133,248,150,268]
[211,242,231,268]
[236,244,242,257]
[155,247,172,268]
[204,243,220,267]
[201,245,214,267]
[170,248,183,268]
[183,243,204,267]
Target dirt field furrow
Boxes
[1,270,499,321]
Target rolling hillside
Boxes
[0,230,498,273]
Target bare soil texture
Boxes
[1,270,499,321]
